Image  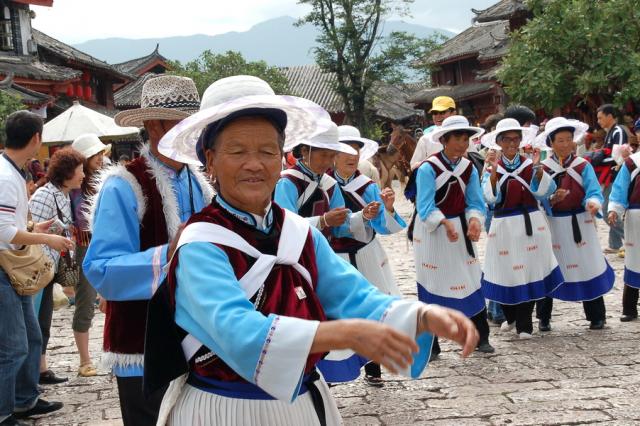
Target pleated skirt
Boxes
[548,212,614,301]
[413,216,485,317]
[166,380,341,426]
[624,209,640,288]
[337,237,401,296]
[481,210,564,304]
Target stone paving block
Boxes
[442,381,554,398]
[507,386,626,403]
[489,410,612,425]
[39,192,640,424]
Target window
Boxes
[0,6,13,51]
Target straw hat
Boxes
[481,118,537,150]
[157,75,338,165]
[114,75,200,127]
[533,117,589,151]
[429,115,484,143]
[71,133,111,159]
[337,125,378,161]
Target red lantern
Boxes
[82,71,90,83]
[84,86,92,100]
[76,84,83,98]
[65,84,74,97]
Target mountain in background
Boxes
[72,16,454,66]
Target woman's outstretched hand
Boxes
[418,304,479,358]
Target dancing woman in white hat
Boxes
[480,119,562,338]
[608,149,640,321]
[275,124,384,384]
[408,115,494,356]
[536,117,614,331]
[142,76,479,426]
[329,125,406,386]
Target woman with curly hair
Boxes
[29,147,85,385]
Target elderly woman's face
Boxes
[551,130,575,159]
[302,147,337,175]
[334,143,361,178]
[206,116,282,215]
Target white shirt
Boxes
[0,154,29,251]
[411,132,444,169]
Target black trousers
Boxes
[501,301,535,334]
[431,308,490,356]
[116,376,167,426]
[364,361,381,378]
[536,296,606,322]
[37,281,54,355]
[622,285,639,317]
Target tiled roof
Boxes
[0,78,52,105]
[427,20,509,64]
[472,0,529,23]
[114,44,170,76]
[114,72,159,109]
[281,65,344,113]
[407,82,495,105]
[281,65,421,121]
[0,54,80,81]
[33,29,132,82]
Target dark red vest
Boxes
[103,157,169,356]
[168,200,327,382]
[281,163,336,237]
[328,170,375,254]
[495,156,538,211]
[430,152,474,217]
[625,157,640,205]
[543,157,588,212]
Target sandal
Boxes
[78,363,97,377]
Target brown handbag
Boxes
[53,196,79,288]
[0,243,55,296]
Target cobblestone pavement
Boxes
[35,190,640,425]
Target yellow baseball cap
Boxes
[429,96,456,113]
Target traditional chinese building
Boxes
[281,64,423,139]
[409,0,530,124]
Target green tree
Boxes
[0,90,26,147]
[170,50,290,95]
[498,0,640,112]
[297,0,445,136]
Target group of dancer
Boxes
[13,72,634,426]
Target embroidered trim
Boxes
[151,245,163,296]
[101,351,144,370]
[86,163,147,232]
[254,315,281,385]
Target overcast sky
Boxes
[32,0,496,44]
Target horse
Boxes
[376,123,417,188]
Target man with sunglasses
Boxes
[411,96,457,169]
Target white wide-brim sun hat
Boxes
[158,75,337,165]
[337,125,378,161]
[284,122,357,155]
[532,117,589,151]
[71,133,112,159]
[429,115,485,143]
[481,118,538,150]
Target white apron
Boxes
[543,158,614,302]
[481,160,563,304]
[414,157,485,318]
[624,209,640,288]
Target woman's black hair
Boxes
[546,126,575,145]
[441,130,476,143]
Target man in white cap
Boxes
[83,75,214,426]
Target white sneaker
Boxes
[500,321,515,332]
[518,332,533,339]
